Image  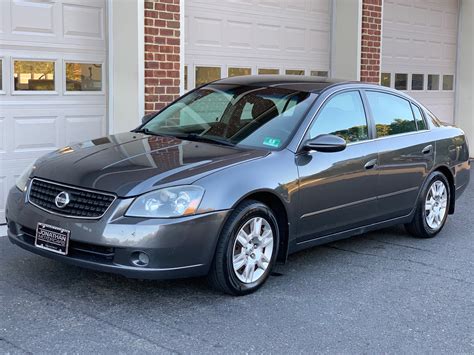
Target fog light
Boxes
[131,251,150,267]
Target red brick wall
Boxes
[144,0,181,114]
[360,0,382,83]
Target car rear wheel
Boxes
[405,171,450,238]
[208,200,279,295]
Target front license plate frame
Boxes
[35,222,70,255]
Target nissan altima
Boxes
[5,76,470,295]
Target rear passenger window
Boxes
[411,104,427,130]
[366,91,416,138]
[310,91,369,143]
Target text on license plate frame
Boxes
[35,222,70,255]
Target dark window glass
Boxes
[412,104,427,130]
[310,70,328,77]
[286,69,304,75]
[395,73,408,90]
[195,67,221,87]
[65,63,102,91]
[427,74,439,90]
[366,91,416,137]
[258,68,279,75]
[228,67,251,77]
[184,65,188,90]
[143,84,312,150]
[443,75,454,90]
[381,73,391,87]
[411,74,424,90]
[14,60,55,91]
[309,91,368,143]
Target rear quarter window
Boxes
[411,104,427,130]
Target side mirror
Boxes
[142,112,156,124]
[303,134,347,153]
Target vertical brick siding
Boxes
[360,0,382,83]
[144,0,181,113]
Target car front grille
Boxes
[28,178,116,219]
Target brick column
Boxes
[144,0,181,114]
[360,0,382,83]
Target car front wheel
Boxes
[405,171,450,238]
[208,200,279,295]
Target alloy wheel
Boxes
[425,180,448,230]
[232,217,274,283]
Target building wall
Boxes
[360,0,382,83]
[455,0,474,147]
[331,0,362,81]
[110,0,143,133]
[144,0,181,114]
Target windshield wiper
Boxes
[175,133,235,147]
[134,128,172,137]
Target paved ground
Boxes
[1,177,473,354]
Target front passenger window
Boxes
[309,91,369,143]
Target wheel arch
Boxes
[431,164,456,214]
[232,189,290,263]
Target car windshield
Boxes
[141,84,313,150]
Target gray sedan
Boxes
[5,76,470,295]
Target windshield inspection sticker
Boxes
[263,137,281,148]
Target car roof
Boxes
[212,75,350,93]
[211,75,421,105]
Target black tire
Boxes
[405,171,451,238]
[208,200,279,296]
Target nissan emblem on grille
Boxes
[28,179,116,218]
[54,191,70,209]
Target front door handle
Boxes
[364,158,377,170]
[422,145,433,155]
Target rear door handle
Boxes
[422,145,433,155]
[364,159,377,170]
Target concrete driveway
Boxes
[1,174,473,354]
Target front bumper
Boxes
[6,186,230,279]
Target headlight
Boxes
[16,161,36,192]
[125,186,205,218]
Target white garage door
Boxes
[184,0,331,89]
[382,0,458,123]
[0,0,108,222]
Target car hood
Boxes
[32,132,268,197]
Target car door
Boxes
[364,91,434,220]
[296,90,379,242]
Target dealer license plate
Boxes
[35,223,70,255]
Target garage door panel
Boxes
[63,3,104,40]
[256,23,281,51]
[309,0,329,13]
[226,20,253,49]
[11,0,56,36]
[13,116,58,152]
[284,26,306,53]
[192,17,222,47]
[186,0,330,88]
[383,0,458,123]
[1,0,106,49]
[309,29,329,54]
[287,1,305,12]
[0,0,107,222]
[65,114,105,145]
[444,11,457,30]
